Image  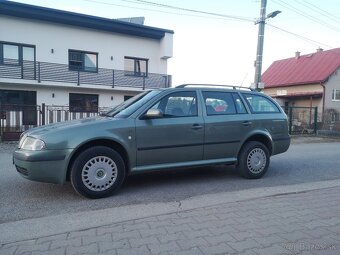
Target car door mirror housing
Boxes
[144,108,163,119]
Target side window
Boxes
[150,91,197,118]
[3,44,19,65]
[124,57,148,77]
[69,93,98,113]
[242,93,280,113]
[202,91,236,115]
[0,42,35,65]
[124,95,134,101]
[69,50,98,72]
[332,89,340,101]
[232,93,247,114]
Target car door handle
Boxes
[192,124,203,130]
[242,121,252,126]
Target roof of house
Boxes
[0,0,173,39]
[262,47,340,88]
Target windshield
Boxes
[104,90,161,118]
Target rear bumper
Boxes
[13,149,73,184]
[272,137,291,155]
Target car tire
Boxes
[237,141,270,179]
[70,146,126,199]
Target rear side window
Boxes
[232,93,247,114]
[202,91,236,115]
[242,93,280,113]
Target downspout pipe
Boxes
[320,82,325,122]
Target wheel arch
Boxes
[239,132,273,157]
[66,139,130,182]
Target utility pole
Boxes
[254,0,281,91]
[254,0,267,91]
[253,0,281,91]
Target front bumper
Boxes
[13,148,73,184]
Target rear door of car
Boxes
[201,90,252,160]
[240,93,288,140]
[135,90,204,168]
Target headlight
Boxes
[18,132,28,149]
[20,137,46,151]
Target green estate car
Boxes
[13,85,290,198]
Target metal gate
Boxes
[288,106,318,135]
[43,104,105,125]
[0,104,42,141]
[0,103,111,141]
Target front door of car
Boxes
[135,91,204,168]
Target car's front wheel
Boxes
[70,146,126,198]
[237,141,270,179]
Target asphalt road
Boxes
[1,139,340,224]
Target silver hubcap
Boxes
[247,148,266,174]
[81,156,117,191]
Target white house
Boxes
[0,1,173,139]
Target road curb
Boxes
[1,179,340,244]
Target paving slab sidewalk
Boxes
[1,180,340,255]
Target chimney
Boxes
[316,47,323,53]
[295,51,300,59]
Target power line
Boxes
[272,0,340,33]
[122,0,255,22]
[82,0,255,23]
[81,0,203,17]
[294,0,340,24]
[267,23,334,48]
[81,0,333,49]
[299,0,340,24]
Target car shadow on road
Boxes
[123,165,239,190]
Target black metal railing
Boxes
[0,59,171,89]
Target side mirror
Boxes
[144,108,163,119]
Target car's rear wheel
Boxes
[70,146,125,198]
[237,141,270,179]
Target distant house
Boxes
[0,1,173,139]
[262,48,340,124]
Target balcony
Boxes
[0,59,171,89]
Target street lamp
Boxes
[267,10,281,19]
[253,0,281,91]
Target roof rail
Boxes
[176,84,254,91]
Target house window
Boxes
[3,44,19,65]
[124,95,134,101]
[124,57,148,77]
[69,93,98,112]
[0,90,37,125]
[22,47,35,61]
[332,89,340,101]
[0,90,36,106]
[69,50,98,72]
[0,42,35,65]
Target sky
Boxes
[8,0,340,87]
